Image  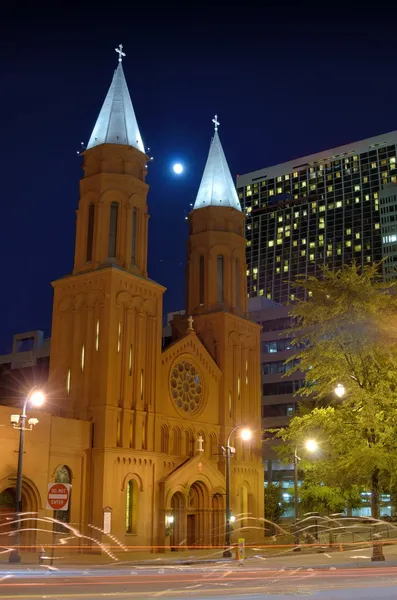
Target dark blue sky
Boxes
[0,6,396,353]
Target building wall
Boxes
[0,405,90,549]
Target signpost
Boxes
[237,537,245,564]
[46,483,71,511]
[47,483,71,566]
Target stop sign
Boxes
[46,483,71,511]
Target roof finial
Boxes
[115,44,126,63]
[212,114,220,132]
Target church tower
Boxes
[48,48,164,530]
[185,117,264,528]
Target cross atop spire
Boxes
[86,48,144,152]
[212,114,220,132]
[115,44,126,62]
[193,121,241,212]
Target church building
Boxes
[0,48,263,552]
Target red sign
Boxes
[46,483,71,511]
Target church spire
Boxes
[193,116,241,212]
[87,46,144,152]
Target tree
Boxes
[264,483,288,531]
[273,263,397,519]
[299,484,362,516]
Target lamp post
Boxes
[222,425,251,558]
[293,438,318,548]
[8,389,45,564]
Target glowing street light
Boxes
[222,425,252,557]
[305,439,318,453]
[334,384,345,398]
[9,388,45,564]
[293,439,318,548]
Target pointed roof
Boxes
[87,46,144,152]
[193,116,241,212]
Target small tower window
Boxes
[217,255,224,303]
[108,202,119,258]
[131,208,137,265]
[95,319,100,351]
[86,203,95,262]
[140,369,144,400]
[81,344,85,372]
[235,258,239,307]
[199,255,204,305]
[66,369,71,394]
[117,321,121,352]
[128,344,133,376]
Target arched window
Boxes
[209,432,217,459]
[217,255,224,303]
[235,258,239,307]
[172,427,181,455]
[108,202,119,258]
[126,479,138,534]
[199,255,204,305]
[86,203,95,262]
[54,465,71,531]
[161,424,169,454]
[185,430,192,457]
[131,208,137,265]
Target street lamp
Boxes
[293,439,318,548]
[8,388,45,564]
[334,384,345,399]
[222,425,252,558]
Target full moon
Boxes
[173,163,183,174]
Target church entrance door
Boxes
[187,481,210,547]
[187,515,196,547]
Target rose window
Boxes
[170,361,202,413]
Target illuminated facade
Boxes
[45,53,263,550]
[238,132,397,303]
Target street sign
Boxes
[46,483,71,511]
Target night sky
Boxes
[1,6,396,353]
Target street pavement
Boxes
[1,559,397,599]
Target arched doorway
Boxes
[0,480,39,551]
[187,481,210,547]
[211,493,225,548]
[170,491,186,550]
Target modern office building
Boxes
[0,330,50,406]
[380,182,397,280]
[237,131,397,303]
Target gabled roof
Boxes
[87,57,144,152]
[193,118,241,212]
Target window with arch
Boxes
[172,427,181,455]
[209,432,217,459]
[86,203,95,262]
[131,208,137,265]
[160,424,169,454]
[126,479,138,534]
[217,255,224,303]
[54,465,71,531]
[185,430,193,456]
[235,258,239,307]
[199,255,204,305]
[108,202,119,258]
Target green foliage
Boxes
[264,483,288,524]
[299,484,362,515]
[271,263,397,518]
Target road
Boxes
[0,563,397,599]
